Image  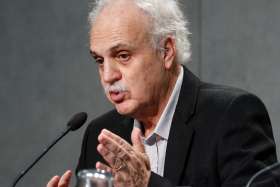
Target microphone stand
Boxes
[11,126,72,187]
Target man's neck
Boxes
[139,64,181,137]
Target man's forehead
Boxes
[89,0,152,54]
[109,43,136,50]
[90,42,136,56]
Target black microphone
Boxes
[11,112,88,187]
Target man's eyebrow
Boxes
[89,43,136,57]
[89,50,99,58]
[110,43,136,51]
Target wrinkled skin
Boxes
[96,128,151,187]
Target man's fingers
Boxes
[98,130,132,158]
[46,171,72,187]
[131,127,145,153]
[97,143,116,166]
[96,161,112,173]
[99,129,133,152]
[46,176,60,187]
[57,170,72,187]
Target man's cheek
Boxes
[100,80,107,93]
[102,87,112,102]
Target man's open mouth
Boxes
[109,91,126,103]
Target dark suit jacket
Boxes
[76,67,277,187]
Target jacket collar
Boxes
[163,66,201,184]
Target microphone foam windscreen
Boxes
[67,112,88,131]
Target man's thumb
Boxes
[131,127,145,153]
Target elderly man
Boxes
[47,0,277,186]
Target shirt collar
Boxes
[133,65,184,145]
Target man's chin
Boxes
[115,107,133,116]
[115,103,136,116]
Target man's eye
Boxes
[95,58,104,64]
[117,52,130,62]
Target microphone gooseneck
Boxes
[11,112,88,187]
[246,162,280,187]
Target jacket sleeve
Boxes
[75,124,90,174]
[148,172,175,187]
[217,94,277,186]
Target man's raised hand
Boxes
[96,128,151,187]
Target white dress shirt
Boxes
[133,65,184,176]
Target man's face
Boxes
[89,1,168,118]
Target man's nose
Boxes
[102,61,122,84]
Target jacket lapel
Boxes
[119,116,134,144]
[164,66,201,184]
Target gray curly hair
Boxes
[88,0,191,65]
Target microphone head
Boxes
[67,112,88,131]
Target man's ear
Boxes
[161,36,176,69]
